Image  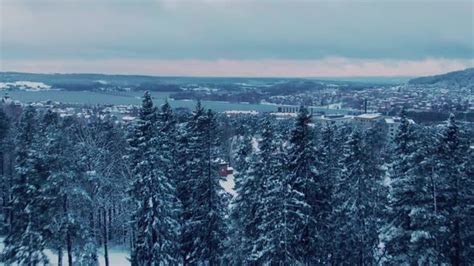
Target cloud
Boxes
[0,0,473,76]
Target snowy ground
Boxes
[0,237,130,266]
[220,174,236,197]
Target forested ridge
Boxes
[0,92,472,265]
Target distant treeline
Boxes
[52,82,181,92]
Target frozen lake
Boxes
[6,90,352,114]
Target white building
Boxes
[313,114,354,126]
[384,116,416,145]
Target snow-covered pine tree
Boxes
[250,118,295,264]
[436,114,473,265]
[175,122,194,265]
[461,139,474,263]
[384,109,439,264]
[401,126,443,264]
[227,133,254,264]
[128,92,181,265]
[285,106,325,263]
[384,109,416,263]
[127,91,157,265]
[44,115,83,266]
[1,105,49,265]
[150,99,181,263]
[332,130,385,265]
[318,123,340,263]
[232,133,253,175]
[230,117,271,264]
[186,103,227,264]
[38,110,78,266]
[157,100,178,177]
[0,108,11,233]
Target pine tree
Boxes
[384,109,440,264]
[405,127,443,264]
[230,117,271,264]
[40,110,76,266]
[232,134,253,174]
[250,118,294,264]
[385,110,415,263]
[332,130,385,265]
[186,103,227,264]
[1,105,49,265]
[437,114,472,265]
[175,122,194,265]
[227,132,254,264]
[318,123,340,263]
[285,106,324,263]
[127,92,182,265]
[128,91,158,264]
[152,100,181,263]
[461,142,474,263]
[0,108,11,233]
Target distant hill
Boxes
[0,72,183,92]
[0,71,395,93]
[408,68,474,88]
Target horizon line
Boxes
[1,70,417,79]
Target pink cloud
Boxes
[1,57,472,77]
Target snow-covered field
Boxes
[0,81,52,91]
[0,237,130,266]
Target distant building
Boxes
[313,114,354,126]
[276,106,324,115]
[270,112,298,118]
[354,113,383,122]
[277,106,300,113]
[223,110,259,116]
[353,113,384,130]
[384,116,416,145]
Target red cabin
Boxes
[218,161,234,177]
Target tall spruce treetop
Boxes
[318,123,340,262]
[0,108,10,147]
[461,142,474,263]
[39,110,77,262]
[156,100,179,188]
[186,102,227,265]
[176,101,208,264]
[0,108,10,232]
[437,113,472,265]
[251,119,293,264]
[385,109,425,263]
[128,92,180,265]
[394,108,415,156]
[332,130,385,265]
[286,106,322,263]
[256,145,292,263]
[405,126,443,264]
[2,105,49,265]
[230,117,272,264]
[232,134,253,175]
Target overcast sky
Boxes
[1,0,473,77]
